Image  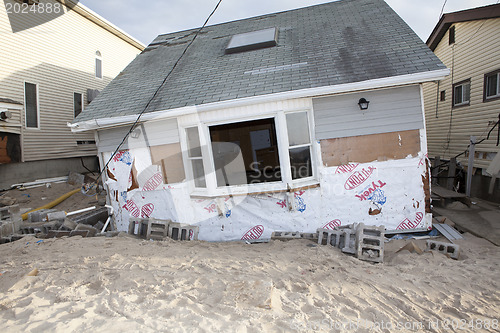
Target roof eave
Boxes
[427,3,500,51]
[70,68,449,133]
[57,0,145,50]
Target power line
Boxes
[438,0,448,20]
[87,0,223,192]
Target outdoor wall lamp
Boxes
[358,98,370,110]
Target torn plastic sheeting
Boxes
[104,147,431,241]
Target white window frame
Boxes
[181,110,317,197]
[23,81,40,129]
[452,79,470,107]
[484,70,500,101]
[284,110,316,183]
[95,51,103,79]
[73,92,84,118]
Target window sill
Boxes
[452,102,470,109]
[483,95,500,103]
[189,178,320,198]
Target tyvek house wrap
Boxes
[104,148,431,241]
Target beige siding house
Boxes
[423,4,500,199]
[0,0,144,188]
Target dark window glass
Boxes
[486,73,499,98]
[210,118,281,186]
[449,26,455,45]
[440,90,446,101]
[74,92,82,117]
[289,146,312,180]
[95,58,102,79]
[25,82,38,128]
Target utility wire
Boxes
[438,0,448,19]
[86,0,223,192]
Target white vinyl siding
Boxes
[0,0,143,161]
[313,85,424,140]
[96,118,180,153]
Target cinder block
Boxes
[47,230,71,238]
[68,207,108,226]
[168,222,199,241]
[75,223,98,237]
[28,209,57,223]
[355,223,385,263]
[70,230,89,238]
[340,228,356,255]
[272,231,317,240]
[426,240,460,259]
[47,211,66,222]
[42,221,62,234]
[128,217,150,238]
[317,228,343,247]
[147,219,171,240]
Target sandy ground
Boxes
[0,233,498,332]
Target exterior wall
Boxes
[423,18,500,170]
[97,85,431,240]
[0,0,143,162]
[313,85,424,139]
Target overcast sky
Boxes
[79,0,498,45]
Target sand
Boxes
[0,233,498,332]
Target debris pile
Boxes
[17,205,112,239]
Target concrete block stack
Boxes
[0,205,21,238]
[317,223,385,263]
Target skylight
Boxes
[225,27,278,54]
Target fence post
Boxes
[447,157,456,190]
[432,156,440,185]
[466,136,476,197]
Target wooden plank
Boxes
[431,185,467,198]
[447,157,456,190]
[431,156,440,185]
[320,129,421,166]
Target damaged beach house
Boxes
[70,0,449,242]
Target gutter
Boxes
[69,68,450,132]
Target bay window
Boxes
[183,110,315,195]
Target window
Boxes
[449,26,455,45]
[225,28,278,54]
[286,112,312,180]
[484,69,500,101]
[186,127,206,188]
[183,111,314,195]
[440,90,446,101]
[95,51,102,79]
[210,118,281,186]
[24,82,38,128]
[74,92,83,117]
[452,79,470,107]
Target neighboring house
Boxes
[72,0,448,241]
[0,0,144,189]
[423,4,500,201]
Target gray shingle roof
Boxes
[75,0,446,123]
